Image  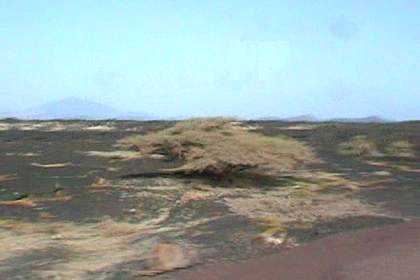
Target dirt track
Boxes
[179,219,420,280]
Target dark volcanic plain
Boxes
[0,120,419,279]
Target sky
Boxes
[0,0,419,120]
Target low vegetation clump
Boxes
[338,135,380,157]
[120,118,316,180]
[386,140,415,158]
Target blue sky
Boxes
[0,0,419,120]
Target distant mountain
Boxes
[4,98,153,120]
[0,111,10,118]
[116,112,158,121]
[256,115,392,123]
[256,116,283,121]
[327,116,391,123]
[257,115,318,122]
[0,101,394,123]
[282,115,319,122]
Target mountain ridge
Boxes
[2,98,153,120]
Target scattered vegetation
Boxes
[120,118,316,180]
[386,140,415,158]
[338,136,417,159]
[2,120,417,278]
[338,135,380,157]
[254,216,287,246]
[90,177,112,190]
[0,191,72,207]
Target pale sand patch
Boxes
[148,153,166,159]
[365,160,389,167]
[31,162,74,168]
[83,125,115,131]
[82,150,142,160]
[0,121,116,132]
[0,123,11,131]
[18,152,40,157]
[278,124,319,130]
[372,170,392,176]
[44,123,68,131]
[230,122,262,131]
[126,126,143,132]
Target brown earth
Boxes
[178,219,420,280]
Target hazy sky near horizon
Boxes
[1,1,419,120]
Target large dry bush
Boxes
[386,140,415,158]
[120,118,316,180]
[338,135,380,157]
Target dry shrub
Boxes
[90,177,112,190]
[256,216,285,236]
[180,190,214,204]
[39,211,56,220]
[0,190,72,207]
[120,118,316,180]
[386,140,415,158]
[338,135,380,157]
[0,198,37,207]
[0,174,17,182]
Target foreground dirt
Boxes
[178,219,420,280]
[0,120,418,279]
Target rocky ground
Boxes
[0,120,418,279]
